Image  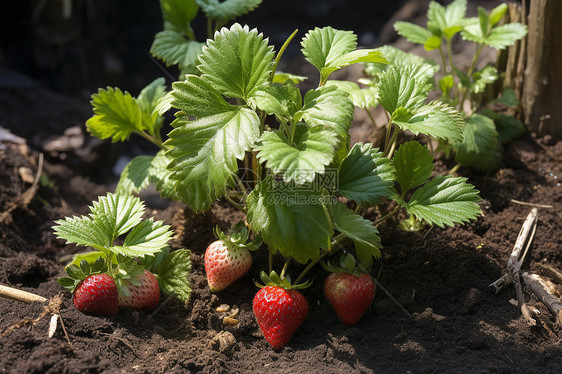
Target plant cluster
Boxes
[52,0,528,349]
[387,0,528,172]
[54,193,192,315]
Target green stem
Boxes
[138,131,165,150]
[439,45,448,74]
[270,29,299,83]
[373,206,400,226]
[294,233,347,285]
[446,38,460,101]
[364,108,377,129]
[232,173,248,196]
[383,120,392,154]
[280,259,291,279]
[448,162,461,175]
[384,128,399,159]
[224,194,246,213]
[460,43,484,112]
[268,251,273,274]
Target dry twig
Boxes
[538,264,562,285]
[522,272,562,325]
[489,208,538,326]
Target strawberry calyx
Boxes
[112,254,147,298]
[255,270,312,290]
[322,253,366,277]
[57,256,108,292]
[213,221,262,252]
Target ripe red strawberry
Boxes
[73,273,119,316]
[253,285,309,350]
[324,272,375,326]
[205,240,252,292]
[118,269,160,311]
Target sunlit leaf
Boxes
[196,23,274,100]
[405,175,481,228]
[337,143,394,204]
[254,125,339,183]
[247,176,333,264]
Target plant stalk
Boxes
[294,233,347,285]
[373,206,399,226]
[270,29,299,83]
[224,194,246,213]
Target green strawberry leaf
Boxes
[89,193,146,242]
[111,218,173,257]
[301,26,386,84]
[427,0,467,40]
[393,21,432,44]
[196,23,274,101]
[166,73,260,210]
[491,86,518,107]
[489,3,508,26]
[272,71,307,85]
[116,155,154,195]
[393,100,465,143]
[159,0,199,37]
[251,82,303,121]
[404,175,481,228]
[378,65,428,115]
[86,87,146,143]
[150,30,204,75]
[364,45,439,84]
[254,124,339,184]
[166,105,260,211]
[481,109,525,144]
[461,13,527,50]
[453,113,501,172]
[247,176,334,264]
[337,142,394,204]
[333,202,382,268]
[393,141,434,196]
[53,215,112,251]
[156,249,193,303]
[485,23,528,49]
[196,0,262,23]
[325,80,378,109]
[116,150,178,199]
[471,65,498,94]
[294,85,354,138]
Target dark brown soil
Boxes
[1,83,562,374]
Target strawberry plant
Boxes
[77,12,485,346]
[362,0,528,172]
[54,193,192,313]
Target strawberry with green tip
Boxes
[323,254,376,326]
[204,223,260,292]
[58,257,118,316]
[253,271,310,350]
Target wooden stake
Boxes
[0,284,47,303]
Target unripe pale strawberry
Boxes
[118,269,160,311]
[204,240,252,292]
